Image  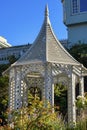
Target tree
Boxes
[0,64,9,76]
[0,76,9,125]
[69,43,87,91]
[8,55,17,65]
[0,55,18,125]
[69,43,87,67]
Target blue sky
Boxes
[0,0,67,46]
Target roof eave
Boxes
[48,60,81,66]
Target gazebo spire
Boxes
[45,4,49,17]
[45,4,50,24]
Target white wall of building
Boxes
[0,36,11,48]
[68,23,87,46]
[0,44,31,64]
[62,0,87,46]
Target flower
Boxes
[77,95,82,99]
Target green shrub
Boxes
[9,96,65,130]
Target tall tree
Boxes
[69,43,87,67]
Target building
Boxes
[0,44,31,64]
[0,36,11,48]
[0,40,67,65]
[61,0,87,46]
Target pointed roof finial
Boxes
[45,4,49,17]
[44,4,50,24]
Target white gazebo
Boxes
[6,5,87,123]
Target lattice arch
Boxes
[54,73,69,87]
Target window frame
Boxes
[71,0,87,15]
[72,0,78,14]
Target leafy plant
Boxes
[69,43,87,67]
[9,95,65,130]
[0,76,9,125]
[54,83,67,116]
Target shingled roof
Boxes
[13,5,80,66]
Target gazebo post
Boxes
[68,72,76,124]
[79,76,84,97]
[44,63,54,108]
[22,80,28,107]
[9,68,16,111]
[14,67,22,109]
[79,76,85,118]
[52,83,54,112]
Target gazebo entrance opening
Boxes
[26,72,43,101]
[29,87,42,100]
[54,83,67,117]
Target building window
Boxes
[72,0,87,14]
[80,0,87,12]
[72,0,78,14]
